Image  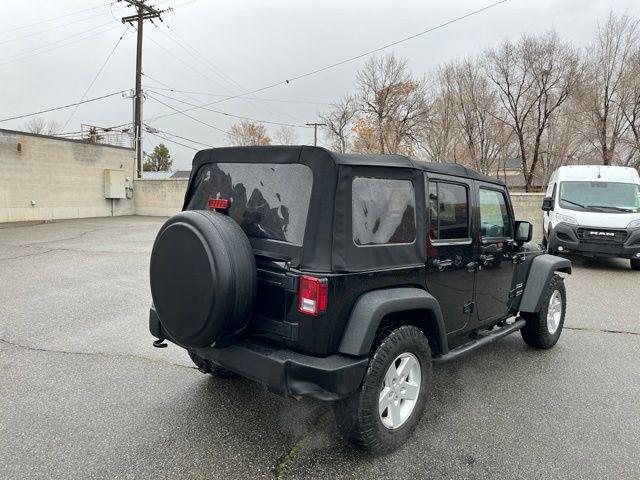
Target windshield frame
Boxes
[558,181,640,214]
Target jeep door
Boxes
[473,183,517,323]
[424,174,475,334]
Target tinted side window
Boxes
[428,181,469,240]
[479,188,512,238]
[352,177,416,246]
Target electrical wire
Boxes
[0,90,127,123]
[144,124,213,147]
[148,0,508,120]
[146,89,312,128]
[159,23,303,123]
[0,7,125,46]
[146,130,201,151]
[142,84,332,105]
[0,22,121,67]
[0,2,112,35]
[62,26,129,131]
[146,93,230,135]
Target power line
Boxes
[0,7,125,46]
[145,129,203,151]
[0,90,127,123]
[62,27,129,131]
[0,22,120,67]
[146,92,230,135]
[146,89,312,128]
[142,84,332,105]
[159,23,303,123]
[141,0,508,121]
[144,124,213,148]
[0,2,112,35]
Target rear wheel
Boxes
[520,274,566,349]
[188,351,236,378]
[631,258,640,270]
[335,325,432,453]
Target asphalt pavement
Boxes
[0,216,638,479]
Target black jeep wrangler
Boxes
[149,146,571,452]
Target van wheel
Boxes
[335,325,432,453]
[631,259,640,270]
[188,351,236,378]
[520,274,566,349]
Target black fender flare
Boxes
[519,254,571,313]
[337,287,447,356]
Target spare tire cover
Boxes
[150,210,256,348]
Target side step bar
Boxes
[433,318,526,364]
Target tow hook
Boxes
[153,338,168,348]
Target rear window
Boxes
[352,177,416,246]
[186,163,313,245]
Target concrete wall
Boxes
[0,129,135,223]
[133,179,188,216]
[511,193,546,242]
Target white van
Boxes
[542,165,640,270]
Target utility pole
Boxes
[305,122,326,147]
[120,0,166,178]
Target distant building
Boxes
[496,158,544,191]
[170,170,191,179]
[141,171,172,179]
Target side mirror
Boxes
[541,197,554,212]
[515,221,533,244]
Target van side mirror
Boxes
[515,221,533,244]
[541,197,554,212]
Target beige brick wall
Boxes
[133,179,188,216]
[0,129,135,223]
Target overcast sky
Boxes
[2,0,639,171]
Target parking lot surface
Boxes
[1,216,638,479]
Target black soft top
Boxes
[183,146,503,272]
[186,146,503,190]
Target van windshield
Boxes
[186,163,313,245]
[559,181,640,213]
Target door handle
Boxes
[431,259,453,271]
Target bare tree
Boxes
[441,58,512,175]
[619,44,640,169]
[355,53,427,156]
[22,117,61,135]
[227,120,271,146]
[415,73,459,163]
[485,31,580,191]
[578,12,639,165]
[273,126,298,145]
[320,95,357,152]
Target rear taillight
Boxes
[297,275,328,316]
[208,198,230,212]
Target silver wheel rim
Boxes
[547,290,562,334]
[379,352,421,430]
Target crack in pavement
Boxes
[0,245,149,261]
[0,337,195,370]
[275,409,332,480]
[564,326,640,337]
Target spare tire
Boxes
[150,210,256,348]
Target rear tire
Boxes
[188,351,236,378]
[520,274,566,349]
[631,259,640,270]
[335,325,432,453]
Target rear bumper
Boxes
[149,306,368,401]
[549,224,640,259]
